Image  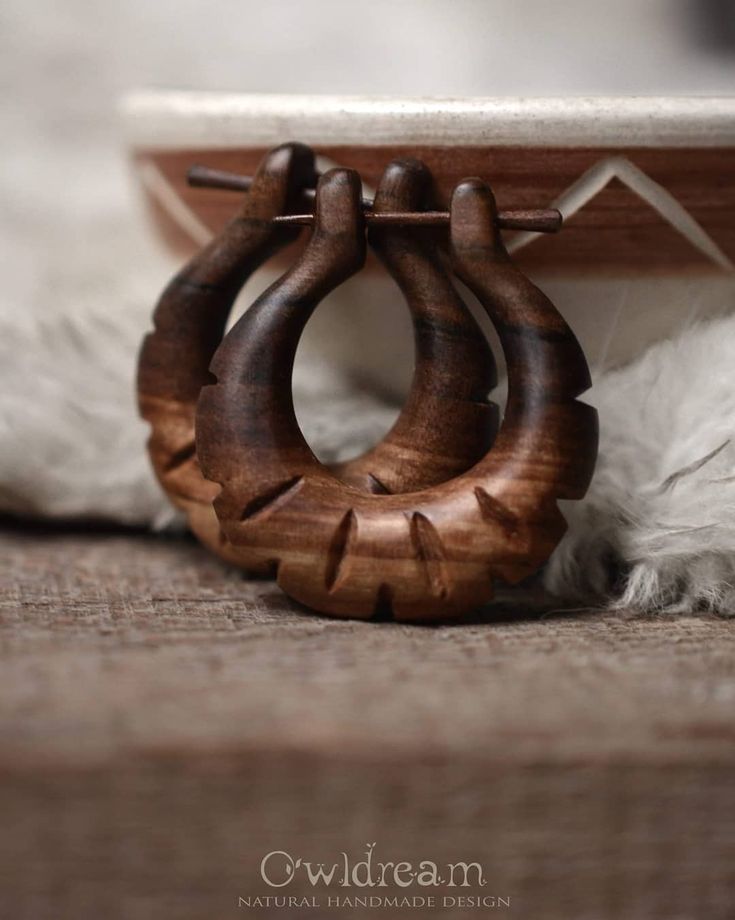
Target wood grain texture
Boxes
[136,144,735,272]
[137,142,315,564]
[1,525,734,920]
[138,148,496,566]
[332,157,496,494]
[196,172,598,620]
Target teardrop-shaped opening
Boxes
[293,267,407,464]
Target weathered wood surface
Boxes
[1,525,733,919]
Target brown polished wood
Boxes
[334,156,496,494]
[196,170,599,620]
[138,149,497,563]
[137,144,735,273]
[137,142,316,563]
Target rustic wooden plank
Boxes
[1,526,734,917]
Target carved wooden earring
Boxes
[138,148,496,564]
[196,169,598,620]
[137,142,317,562]
[332,156,497,494]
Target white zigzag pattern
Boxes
[141,154,734,272]
[507,155,734,271]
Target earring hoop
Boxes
[196,170,598,620]
[138,152,497,565]
[137,142,316,562]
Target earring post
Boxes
[186,165,562,233]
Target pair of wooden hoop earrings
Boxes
[138,142,598,621]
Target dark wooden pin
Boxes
[188,164,562,233]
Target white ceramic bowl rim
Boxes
[121,92,735,150]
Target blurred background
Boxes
[4,0,735,254]
[4,0,735,307]
[1,0,735,521]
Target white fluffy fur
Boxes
[3,246,735,614]
[546,317,735,614]
[0,220,397,528]
[3,0,735,615]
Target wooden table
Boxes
[1,524,733,918]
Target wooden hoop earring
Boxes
[334,156,497,494]
[196,170,598,620]
[137,142,316,561]
[138,152,496,563]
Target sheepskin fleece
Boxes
[2,0,735,615]
[546,317,735,614]
[3,243,735,614]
